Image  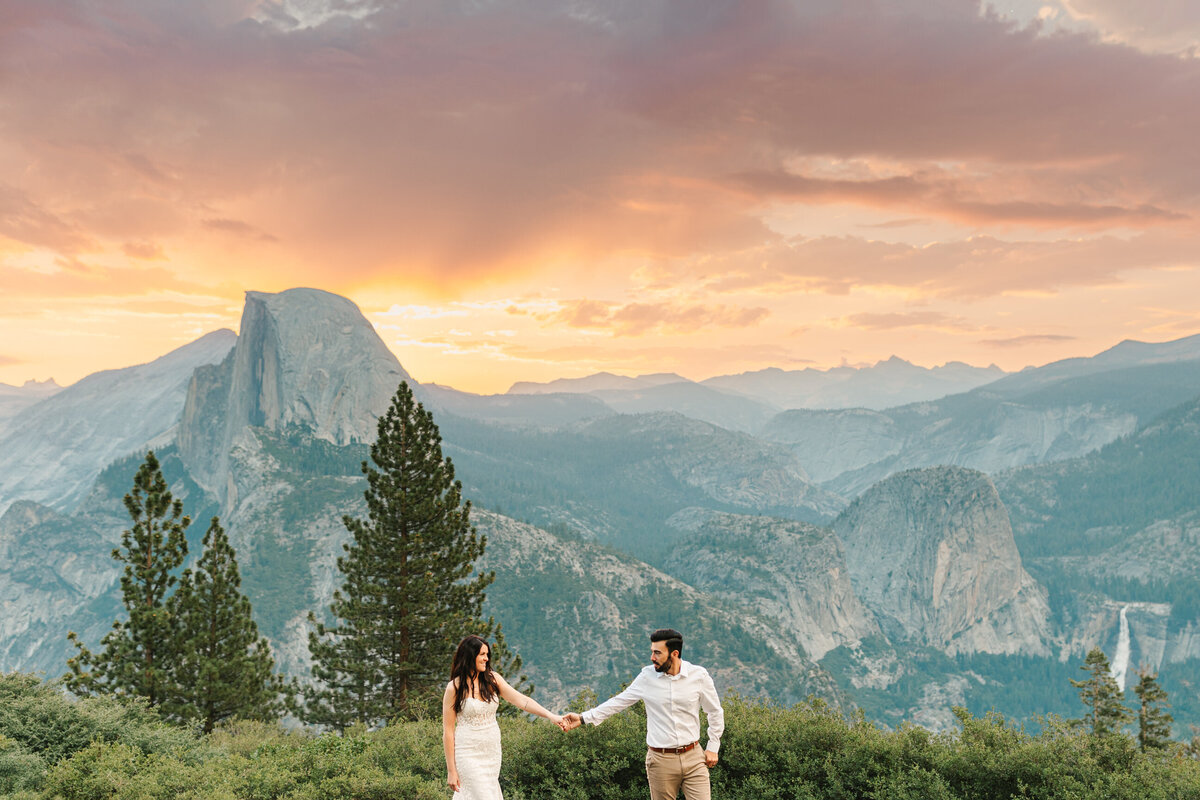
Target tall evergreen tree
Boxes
[305,381,495,728]
[65,451,189,705]
[1133,667,1173,751]
[465,616,533,718]
[1070,647,1133,736]
[164,517,288,732]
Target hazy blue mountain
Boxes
[438,410,847,560]
[982,333,1200,399]
[0,379,61,435]
[583,382,779,432]
[508,371,688,394]
[421,383,613,428]
[0,331,235,516]
[702,357,1007,411]
[762,351,1200,497]
[506,359,1008,430]
[511,372,780,432]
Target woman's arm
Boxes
[495,673,564,727]
[442,682,461,792]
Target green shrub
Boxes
[14,673,1200,800]
[0,673,198,764]
[0,733,46,795]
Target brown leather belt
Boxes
[648,742,698,754]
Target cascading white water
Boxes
[1111,605,1131,691]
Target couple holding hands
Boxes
[442,628,725,800]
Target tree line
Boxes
[64,381,523,731]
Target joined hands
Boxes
[553,712,582,732]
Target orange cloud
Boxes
[4,0,1200,391]
[696,230,1200,299]
[844,312,976,332]
[980,334,1078,348]
[553,299,769,335]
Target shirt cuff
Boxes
[705,738,721,753]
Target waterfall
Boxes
[1111,605,1131,691]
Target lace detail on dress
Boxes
[458,695,500,729]
[455,696,502,800]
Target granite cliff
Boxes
[178,289,413,503]
[833,466,1051,656]
[0,331,234,516]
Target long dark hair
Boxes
[450,635,499,714]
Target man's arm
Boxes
[698,669,724,766]
[575,673,646,728]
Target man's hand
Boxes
[563,712,583,731]
[704,750,718,768]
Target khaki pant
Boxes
[645,745,711,800]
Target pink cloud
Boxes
[553,299,769,335]
[0,0,1198,296]
[980,334,1078,348]
[844,311,976,332]
[699,229,1200,299]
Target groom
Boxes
[564,628,724,800]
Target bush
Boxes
[12,673,1200,799]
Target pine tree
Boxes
[479,617,533,718]
[1133,667,1173,751]
[305,381,495,728]
[1070,647,1133,736]
[164,517,288,732]
[65,451,189,705]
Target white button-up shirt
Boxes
[581,660,725,753]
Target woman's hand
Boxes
[551,713,568,731]
[447,769,461,792]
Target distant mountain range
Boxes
[0,379,62,436]
[503,359,1007,432]
[2,288,1199,731]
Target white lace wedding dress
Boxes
[455,695,503,799]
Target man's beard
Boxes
[654,658,671,673]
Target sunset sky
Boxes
[3,0,1200,394]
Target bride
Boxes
[442,635,566,797]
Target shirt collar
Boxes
[658,659,690,680]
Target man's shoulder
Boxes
[682,660,712,679]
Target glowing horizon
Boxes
[4,1,1200,396]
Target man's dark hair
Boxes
[650,628,683,657]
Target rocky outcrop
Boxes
[833,466,1051,656]
[663,509,880,660]
[760,408,902,483]
[474,510,843,709]
[579,412,846,517]
[178,289,413,500]
[0,330,234,515]
[0,379,61,436]
[0,500,122,675]
[814,402,1139,499]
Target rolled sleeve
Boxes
[698,670,724,753]
[582,674,645,726]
